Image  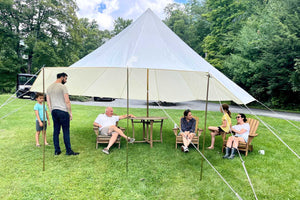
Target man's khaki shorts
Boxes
[100,126,113,136]
[100,126,121,138]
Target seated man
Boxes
[93,107,136,154]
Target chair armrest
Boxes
[119,126,126,132]
[172,128,179,136]
[93,125,99,136]
[249,133,258,137]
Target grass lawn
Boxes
[0,94,299,200]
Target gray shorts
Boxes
[100,126,112,136]
[100,126,119,137]
[36,120,47,131]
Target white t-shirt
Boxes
[94,114,119,130]
[232,123,250,142]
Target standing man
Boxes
[47,72,79,156]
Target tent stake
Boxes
[200,73,210,180]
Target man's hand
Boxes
[128,114,136,118]
[69,113,73,120]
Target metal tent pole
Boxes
[42,67,46,171]
[200,73,210,180]
[126,67,129,173]
[147,69,149,117]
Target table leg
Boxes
[143,120,145,140]
[131,119,135,138]
[146,121,149,142]
[150,120,154,148]
[160,120,164,143]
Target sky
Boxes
[75,0,187,30]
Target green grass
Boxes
[0,94,299,199]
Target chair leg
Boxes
[245,144,249,156]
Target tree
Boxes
[77,18,111,59]
[164,1,210,57]
[224,0,300,108]
[202,0,257,69]
[0,0,24,92]
[0,0,79,92]
[111,17,132,36]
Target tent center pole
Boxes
[147,69,149,117]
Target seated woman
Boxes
[180,109,196,153]
[207,103,232,149]
[223,113,250,159]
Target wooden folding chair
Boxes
[222,118,259,156]
[93,122,125,149]
[172,116,203,149]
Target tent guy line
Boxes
[152,100,245,200]
[244,104,300,159]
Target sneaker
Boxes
[184,147,189,153]
[102,148,109,155]
[66,150,80,156]
[181,145,185,152]
[128,137,135,144]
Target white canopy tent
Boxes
[31,8,255,105]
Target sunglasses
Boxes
[236,116,241,119]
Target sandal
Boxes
[36,144,41,147]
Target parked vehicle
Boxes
[16,73,37,100]
[93,97,115,102]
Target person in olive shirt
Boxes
[47,72,79,156]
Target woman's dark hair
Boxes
[183,109,191,117]
[239,113,247,122]
[222,103,231,118]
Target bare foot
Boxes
[207,146,214,150]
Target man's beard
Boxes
[62,80,66,85]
